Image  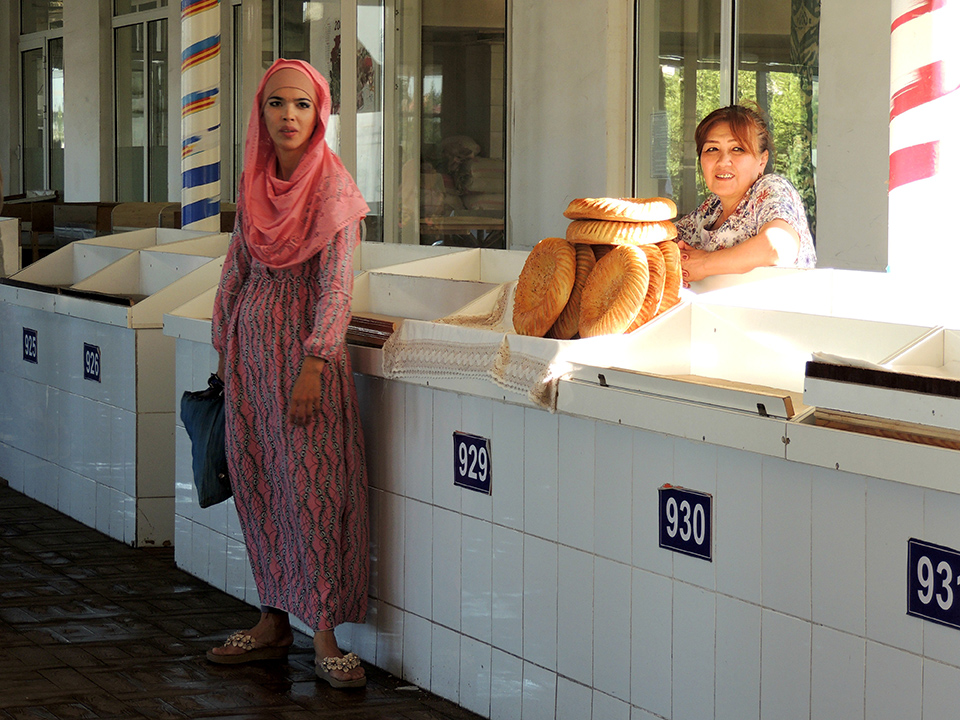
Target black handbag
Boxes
[180,373,232,508]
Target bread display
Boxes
[547,243,596,340]
[565,219,678,246]
[578,245,650,337]
[512,237,577,337]
[563,196,677,223]
[510,197,683,339]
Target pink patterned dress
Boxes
[212,212,368,632]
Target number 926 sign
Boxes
[453,432,491,495]
[908,538,960,630]
[659,485,712,561]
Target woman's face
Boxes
[261,86,318,164]
[699,121,768,207]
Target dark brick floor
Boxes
[0,480,482,720]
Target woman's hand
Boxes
[677,240,712,285]
[288,356,328,426]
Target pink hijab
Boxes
[241,59,369,269]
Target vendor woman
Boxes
[675,103,816,283]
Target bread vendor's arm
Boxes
[677,218,800,283]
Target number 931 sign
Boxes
[453,431,491,495]
[908,538,960,630]
[659,485,712,561]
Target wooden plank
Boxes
[814,408,960,450]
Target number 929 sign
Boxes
[908,538,960,630]
[453,431,491,495]
[659,485,712,561]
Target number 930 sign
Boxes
[659,485,712,561]
[453,432,491,495]
[908,538,960,630]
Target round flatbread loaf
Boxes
[579,245,650,337]
[547,243,596,340]
[592,244,615,261]
[655,240,682,313]
[627,244,666,331]
[566,219,677,246]
[564,196,678,223]
[512,237,577,337]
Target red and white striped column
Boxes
[888,0,960,279]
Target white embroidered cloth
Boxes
[381,282,630,410]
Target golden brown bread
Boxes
[627,244,666,331]
[563,197,678,223]
[566,219,677,246]
[547,243,596,340]
[512,237,577,337]
[591,244,615,261]
[578,245,650,337]
[655,240,682,313]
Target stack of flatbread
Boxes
[512,197,682,338]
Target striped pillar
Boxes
[888,0,960,278]
[181,0,221,232]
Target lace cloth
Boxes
[381,282,627,410]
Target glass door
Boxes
[20,38,65,197]
[114,17,168,202]
[394,0,507,247]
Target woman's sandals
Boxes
[316,652,367,689]
[205,630,292,664]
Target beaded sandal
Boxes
[315,652,367,688]
[205,630,292,665]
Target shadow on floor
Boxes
[0,479,483,720]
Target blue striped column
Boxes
[181,0,221,231]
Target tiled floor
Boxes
[0,479,482,720]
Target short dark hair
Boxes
[694,102,771,161]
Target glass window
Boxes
[115,18,168,201]
[21,0,63,34]
[48,37,64,198]
[115,23,145,201]
[277,0,385,242]
[147,19,168,202]
[114,0,168,15]
[356,0,384,242]
[738,0,819,236]
[21,48,45,192]
[640,0,819,234]
[398,0,507,248]
[279,0,343,152]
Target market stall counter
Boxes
[0,230,228,548]
[165,261,960,720]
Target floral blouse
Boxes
[673,173,817,268]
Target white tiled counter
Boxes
[166,266,960,720]
[0,231,227,547]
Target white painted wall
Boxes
[508,0,634,250]
[63,2,112,202]
[816,0,891,272]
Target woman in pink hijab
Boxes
[207,59,369,689]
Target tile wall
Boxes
[171,336,960,720]
[0,295,175,546]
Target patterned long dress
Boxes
[211,212,368,632]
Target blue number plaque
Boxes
[83,343,101,383]
[453,431,491,495]
[659,485,712,561]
